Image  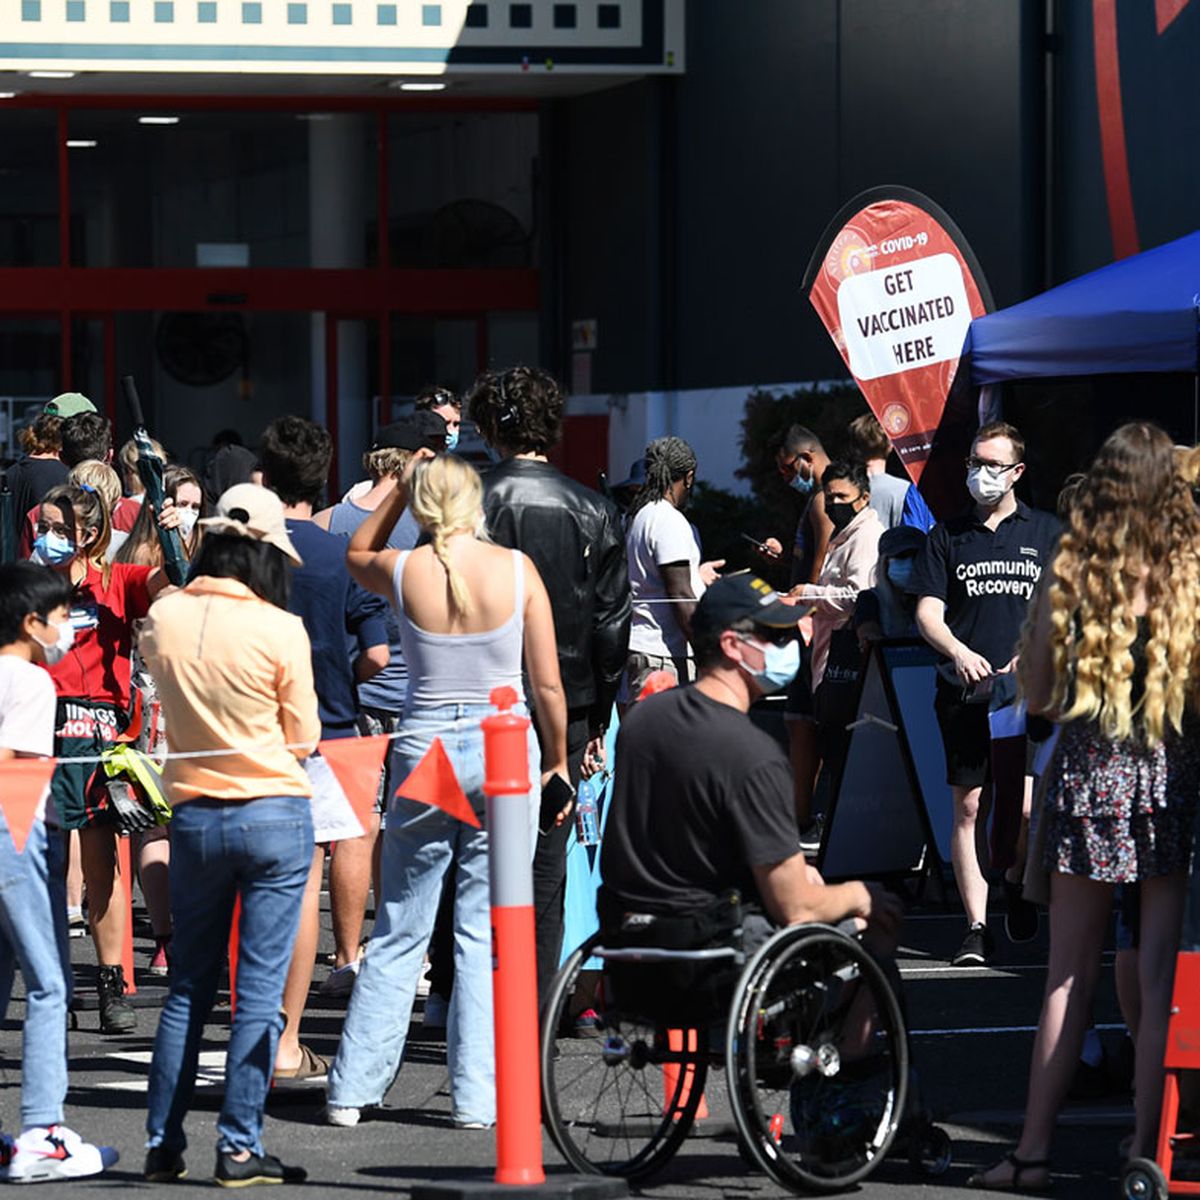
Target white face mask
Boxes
[966,464,1014,506]
[176,507,199,541]
[34,615,75,667]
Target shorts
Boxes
[783,640,816,722]
[623,651,693,704]
[358,708,401,814]
[52,699,125,831]
[933,677,992,789]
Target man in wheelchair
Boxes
[540,574,930,1191]
[599,569,902,988]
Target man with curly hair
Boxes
[468,367,631,1005]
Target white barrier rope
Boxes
[42,712,499,767]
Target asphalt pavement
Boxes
[0,882,1133,1198]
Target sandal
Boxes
[967,1151,1054,1192]
[272,1042,329,1084]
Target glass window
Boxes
[464,2,486,26]
[422,3,440,24]
[0,320,60,429]
[331,2,351,20]
[509,3,530,27]
[111,0,130,18]
[553,3,575,28]
[386,111,538,268]
[0,112,59,266]
[68,110,377,268]
[597,3,619,28]
[66,0,86,20]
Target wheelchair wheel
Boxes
[725,925,908,1194]
[541,937,709,1181]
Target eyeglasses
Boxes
[965,456,1022,473]
[35,520,73,539]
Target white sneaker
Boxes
[324,1105,361,1127]
[2,1125,118,1182]
[423,992,449,1030]
[319,961,359,998]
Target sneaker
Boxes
[1003,879,1039,943]
[452,1120,494,1131]
[144,1145,188,1181]
[67,909,87,939]
[97,965,136,1034]
[148,937,171,978]
[950,922,994,967]
[324,1105,361,1128]
[798,814,825,854]
[318,961,359,998]
[422,992,448,1030]
[3,1125,118,1182]
[214,1150,307,1188]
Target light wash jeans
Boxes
[146,795,313,1155]
[0,815,71,1129]
[327,702,538,1125]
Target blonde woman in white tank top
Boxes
[327,452,568,1129]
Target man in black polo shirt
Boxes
[913,422,1059,967]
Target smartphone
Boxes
[740,532,780,558]
[538,773,575,835]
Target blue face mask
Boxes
[789,470,814,495]
[886,558,916,591]
[445,428,459,452]
[32,532,77,566]
[739,636,801,693]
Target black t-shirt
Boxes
[285,519,390,739]
[600,686,800,914]
[912,500,1060,684]
[5,456,67,545]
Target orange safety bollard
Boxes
[663,1030,709,1120]
[228,895,241,1017]
[481,686,544,1187]
[117,835,137,996]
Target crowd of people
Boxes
[0,376,1196,1193]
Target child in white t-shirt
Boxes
[0,562,117,1182]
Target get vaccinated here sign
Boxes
[803,187,993,488]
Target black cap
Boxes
[372,411,447,453]
[692,571,799,636]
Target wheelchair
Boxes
[540,912,951,1193]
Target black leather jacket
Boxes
[482,458,631,733]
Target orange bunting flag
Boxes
[638,670,678,701]
[317,735,391,835]
[0,758,56,854]
[395,737,480,828]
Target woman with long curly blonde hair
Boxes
[971,422,1200,1192]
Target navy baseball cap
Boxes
[692,571,798,636]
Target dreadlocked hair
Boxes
[408,454,488,621]
[628,436,697,518]
[1016,421,1200,746]
[41,482,113,584]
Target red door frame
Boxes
[0,93,539,475]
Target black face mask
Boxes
[826,500,859,532]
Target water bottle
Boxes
[575,776,600,847]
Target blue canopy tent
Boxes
[959,232,1200,460]
[964,230,1200,384]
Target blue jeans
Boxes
[146,796,313,1155]
[0,817,70,1129]
[328,703,538,1125]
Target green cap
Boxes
[44,392,97,418]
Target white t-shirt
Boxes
[627,499,703,658]
[0,655,57,826]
